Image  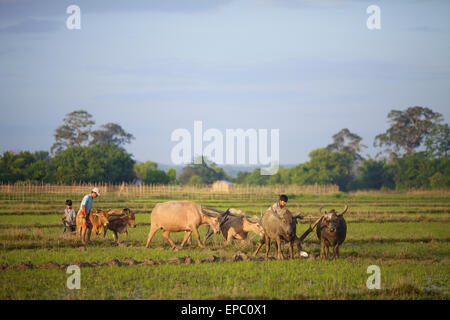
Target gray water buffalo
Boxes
[205,211,264,245]
[316,204,348,259]
[145,201,230,249]
[253,207,303,260]
[222,214,264,245]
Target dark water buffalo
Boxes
[253,207,303,260]
[145,201,230,249]
[316,205,348,259]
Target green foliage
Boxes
[1,107,449,191]
[327,128,367,161]
[166,168,177,184]
[351,158,395,190]
[25,160,49,181]
[374,106,443,157]
[144,169,170,184]
[90,123,134,147]
[243,169,269,185]
[188,175,204,185]
[178,156,227,185]
[267,167,292,185]
[234,171,250,184]
[0,151,51,183]
[290,148,353,191]
[425,123,449,158]
[393,152,449,190]
[134,161,155,181]
[429,172,449,189]
[51,110,134,154]
[50,143,135,183]
[233,148,353,189]
[134,161,175,185]
[51,110,95,154]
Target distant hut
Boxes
[211,180,234,193]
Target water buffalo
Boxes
[222,214,264,245]
[205,211,264,245]
[316,205,348,259]
[145,201,230,249]
[253,207,303,260]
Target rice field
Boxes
[0,187,449,299]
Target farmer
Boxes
[269,194,288,213]
[62,199,77,233]
[78,187,100,244]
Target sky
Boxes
[0,0,449,167]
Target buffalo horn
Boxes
[291,211,303,220]
[245,216,259,224]
[337,204,348,216]
[205,226,214,241]
[202,209,219,218]
[220,208,231,217]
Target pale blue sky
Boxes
[0,0,449,165]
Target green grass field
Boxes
[0,191,449,299]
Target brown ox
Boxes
[102,208,136,243]
[145,201,229,249]
[75,210,109,241]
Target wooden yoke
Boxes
[297,206,325,242]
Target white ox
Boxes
[145,201,230,249]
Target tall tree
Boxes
[90,123,134,147]
[374,106,443,157]
[425,123,449,158]
[290,148,354,191]
[327,128,367,161]
[51,110,95,154]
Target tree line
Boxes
[0,107,448,190]
[233,106,449,190]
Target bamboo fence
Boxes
[0,182,339,198]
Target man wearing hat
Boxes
[77,187,100,244]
